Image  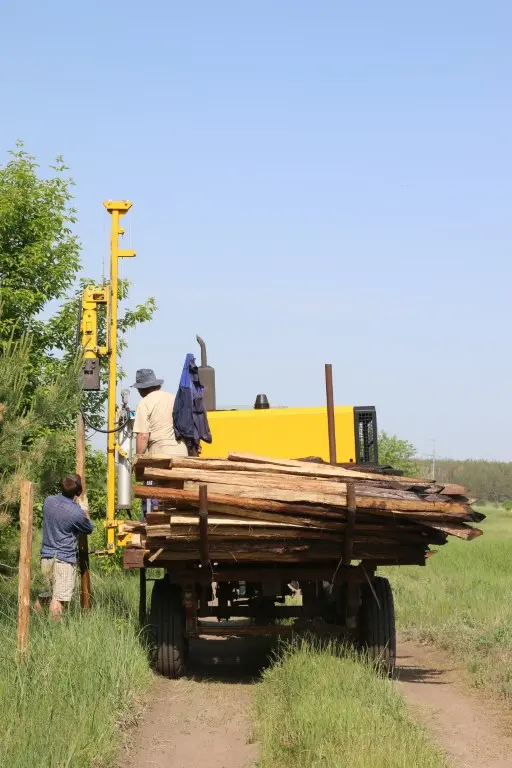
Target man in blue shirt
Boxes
[35,474,94,620]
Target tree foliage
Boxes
[0,330,81,524]
[0,144,80,372]
[378,431,419,475]
[417,458,512,504]
[0,143,157,522]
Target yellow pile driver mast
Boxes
[80,201,136,553]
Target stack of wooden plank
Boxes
[123,453,484,567]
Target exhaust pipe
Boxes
[196,335,216,411]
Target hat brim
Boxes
[131,379,164,389]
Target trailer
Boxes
[124,532,397,679]
[122,446,482,680]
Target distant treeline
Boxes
[416,459,512,503]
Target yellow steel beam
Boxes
[103,200,136,552]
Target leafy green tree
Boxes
[0,329,81,525]
[378,431,419,475]
[0,143,157,526]
[0,142,156,425]
[0,144,80,369]
[417,459,512,503]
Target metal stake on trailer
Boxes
[324,363,337,465]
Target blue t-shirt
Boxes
[40,494,94,564]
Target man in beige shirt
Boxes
[132,368,188,457]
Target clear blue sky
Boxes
[2,2,511,460]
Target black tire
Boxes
[359,576,396,677]
[150,579,187,679]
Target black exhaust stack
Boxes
[196,335,216,412]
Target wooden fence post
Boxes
[17,480,35,660]
[76,412,91,610]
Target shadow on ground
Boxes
[186,633,278,683]
[396,654,450,685]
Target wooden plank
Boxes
[144,466,469,508]
[124,548,145,569]
[138,545,429,564]
[147,515,311,529]
[420,521,483,541]
[150,527,345,541]
[227,452,431,486]
[151,455,438,491]
[134,483,473,521]
[17,480,35,659]
[148,547,165,563]
[144,466,440,502]
[182,480,472,516]
[135,486,347,527]
[132,455,173,468]
[438,484,470,496]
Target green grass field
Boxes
[255,641,447,768]
[389,505,512,698]
[0,567,152,768]
[1,503,508,767]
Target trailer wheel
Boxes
[150,579,186,679]
[359,576,396,677]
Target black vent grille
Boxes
[354,407,378,465]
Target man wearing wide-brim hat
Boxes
[132,368,188,457]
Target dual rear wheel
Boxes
[149,575,396,679]
[149,579,187,679]
[359,576,396,676]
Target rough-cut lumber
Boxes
[135,486,346,527]
[166,455,439,491]
[144,466,450,503]
[126,453,482,570]
[135,546,427,564]
[181,479,471,516]
[437,484,469,496]
[419,521,483,541]
[134,484,475,522]
[227,452,431,486]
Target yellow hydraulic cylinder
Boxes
[81,286,108,358]
[103,201,136,552]
[80,286,108,391]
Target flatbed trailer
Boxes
[124,532,398,679]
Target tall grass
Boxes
[0,569,152,768]
[389,505,512,698]
[255,641,447,768]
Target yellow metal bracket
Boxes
[116,443,129,459]
[81,285,109,358]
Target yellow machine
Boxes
[80,202,379,555]
[203,406,377,465]
[80,201,136,552]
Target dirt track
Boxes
[397,638,512,768]
[121,633,512,768]
[121,634,271,768]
